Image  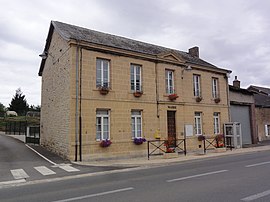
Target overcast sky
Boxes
[1,0,269,107]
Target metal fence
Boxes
[5,121,27,135]
[147,139,186,160]
[5,121,40,144]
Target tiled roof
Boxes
[52,21,219,69]
[248,85,270,107]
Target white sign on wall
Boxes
[185,124,193,137]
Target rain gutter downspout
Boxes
[75,44,79,161]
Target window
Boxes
[212,78,219,98]
[130,64,142,92]
[96,110,110,140]
[194,112,202,135]
[131,111,142,138]
[213,112,220,134]
[193,74,201,97]
[265,125,270,136]
[166,70,174,94]
[96,58,110,88]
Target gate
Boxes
[5,121,40,144]
[26,126,40,144]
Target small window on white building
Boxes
[194,112,202,135]
[213,112,220,134]
[165,70,175,94]
[265,125,270,136]
[131,111,142,138]
[96,110,110,140]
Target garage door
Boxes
[230,105,252,145]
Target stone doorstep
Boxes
[163,152,178,159]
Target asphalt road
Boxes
[0,134,125,183]
[2,147,270,201]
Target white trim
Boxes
[213,112,220,134]
[193,74,201,97]
[194,112,202,135]
[212,78,219,98]
[131,111,142,138]
[265,124,269,136]
[96,110,110,140]
[166,69,174,94]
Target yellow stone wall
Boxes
[40,31,230,160]
[67,48,229,160]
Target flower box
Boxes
[168,94,179,101]
[197,135,205,141]
[98,86,110,95]
[196,96,202,102]
[214,97,221,103]
[133,138,146,145]
[133,91,143,97]
[100,139,112,147]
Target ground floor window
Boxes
[194,112,202,135]
[131,111,142,138]
[265,124,270,136]
[213,112,220,134]
[96,110,110,140]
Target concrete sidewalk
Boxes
[73,144,270,168]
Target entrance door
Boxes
[167,111,176,147]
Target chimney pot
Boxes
[233,76,240,88]
[188,46,199,58]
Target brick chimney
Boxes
[233,76,240,88]
[188,46,199,58]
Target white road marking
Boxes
[34,166,56,176]
[58,165,80,172]
[167,170,228,182]
[241,189,270,201]
[245,161,270,168]
[25,144,57,166]
[51,187,134,202]
[10,169,29,180]
[0,179,26,186]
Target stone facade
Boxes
[39,21,231,161]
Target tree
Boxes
[8,88,29,116]
[0,102,5,117]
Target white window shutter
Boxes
[265,125,269,136]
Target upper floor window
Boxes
[212,78,219,98]
[96,58,110,88]
[194,112,202,135]
[265,125,270,136]
[213,112,220,134]
[130,64,142,92]
[96,110,110,140]
[193,74,201,97]
[166,70,174,94]
[131,111,142,138]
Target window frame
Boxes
[212,78,219,98]
[131,110,142,139]
[193,74,201,97]
[194,112,202,135]
[96,110,110,141]
[265,124,270,136]
[130,64,142,92]
[213,112,220,134]
[96,58,110,88]
[165,69,175,94]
